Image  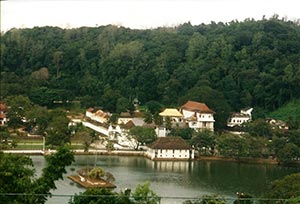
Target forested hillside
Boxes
[1,16,300,128]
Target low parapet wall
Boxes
[82,121,109,136]
[2,149,145,156]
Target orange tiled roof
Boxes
[95,110,108,118]
[0,113,6,119]
[0,103,7,111]
[181,101,215,114]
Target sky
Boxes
[1,0,300,32]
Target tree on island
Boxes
[77,167,115,183]
[69,181,160,204]
[88,167,106,179]
[0,145,74,204]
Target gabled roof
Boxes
[231,112,251,118]
[124,120,135,129]
[95,110,109,118]
[181,101,215,114]
[119,111,144,118]
[148,137,191,150]
[132,118,145,126]
[159,108,183,117]
[119,112,132,117]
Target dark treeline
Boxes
[1,16,300,128]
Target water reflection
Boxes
[151,160,194,173]
[30,155,300,204]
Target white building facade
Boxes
[227,108,253,127]
[146,137,194,160]
[85,108,110,124]
[180,101,215,131]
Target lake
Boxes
[30,155,300,204]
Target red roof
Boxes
[0,103,7,111]
[0,113,6,119]
[181,101,215,114]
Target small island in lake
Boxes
[68,167,116,189]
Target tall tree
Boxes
[0,145,74,204]
[129,126,157,149]
[265,173,300,204]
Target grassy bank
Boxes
[197,155,279,165]
[12,137,86,150]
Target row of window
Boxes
[156,149,188,153]
[230,119,248,123]
[158,154,188,158]
[198,115,212,118]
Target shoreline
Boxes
[1,149,145,156]
[196,155,279,165]
[3,149,300,167]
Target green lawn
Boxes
[14,144,44,150]
[17,137,43,142]
[14,142,85,150]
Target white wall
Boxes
[227,116,250,127]
[182,110,214,131]
[155,127,169,137]
[86,111,108,124]
[182,109,194,119]
[86,111,93,118]
[196,113,215,122]
[82,121,109,136]
[146,148,194,160]
[0,117,7,125]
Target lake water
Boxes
[30,155,300,204]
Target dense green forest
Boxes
[1,16,300,128]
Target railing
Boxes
[0,193,299,204]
